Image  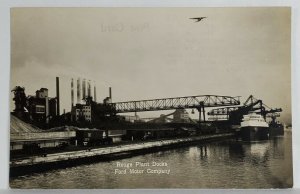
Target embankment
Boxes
[10,133,234,177]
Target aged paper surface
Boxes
[9,7,292,189]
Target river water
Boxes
[10,132,293,189]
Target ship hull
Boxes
[240,126,269,141]
[269,125,284,136]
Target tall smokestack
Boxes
[82,79,86,101]
[45,97,49,124]
[56,77,60,116]
[87,80,91,97]
[77,78,81,104]
[71,78,74,108]
[94,83,97,102]
[109,87,112,101]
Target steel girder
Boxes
[109,95,240,113]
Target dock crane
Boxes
[103,95,240,125]
[207,95,282,125]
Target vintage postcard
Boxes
[9,7,292,189]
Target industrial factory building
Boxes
[71,104,92,122]
[70,78,96,123]
[11,77,61,126]
[11,76,106,125]
[27,88,57,123]
[10,76,284,159]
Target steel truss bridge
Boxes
[108,95,240,122]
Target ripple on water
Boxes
[10,133,293,189]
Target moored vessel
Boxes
[268,117,284,136]
[240,113,269,141]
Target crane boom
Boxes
[109,95,240,113]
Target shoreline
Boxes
[10,132,235,177]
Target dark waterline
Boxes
[10,132,293,189]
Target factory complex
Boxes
[10,77,285,161]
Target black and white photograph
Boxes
[8,7,292,189]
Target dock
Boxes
[10,133,234,176]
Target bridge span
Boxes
[108,95,240,122]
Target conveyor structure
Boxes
[108,95,240,123]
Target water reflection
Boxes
[228,142,245,160]
[10,133,293,189]
[200,145,208,159]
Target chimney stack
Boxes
[109,87,112,101]
[94,83,97,102]
[71,78,74,108]
[82,79,86,101]
[56,77,60,116]
[77,78,81,104]
[87,80,91,97]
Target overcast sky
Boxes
[10,7,291,123]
